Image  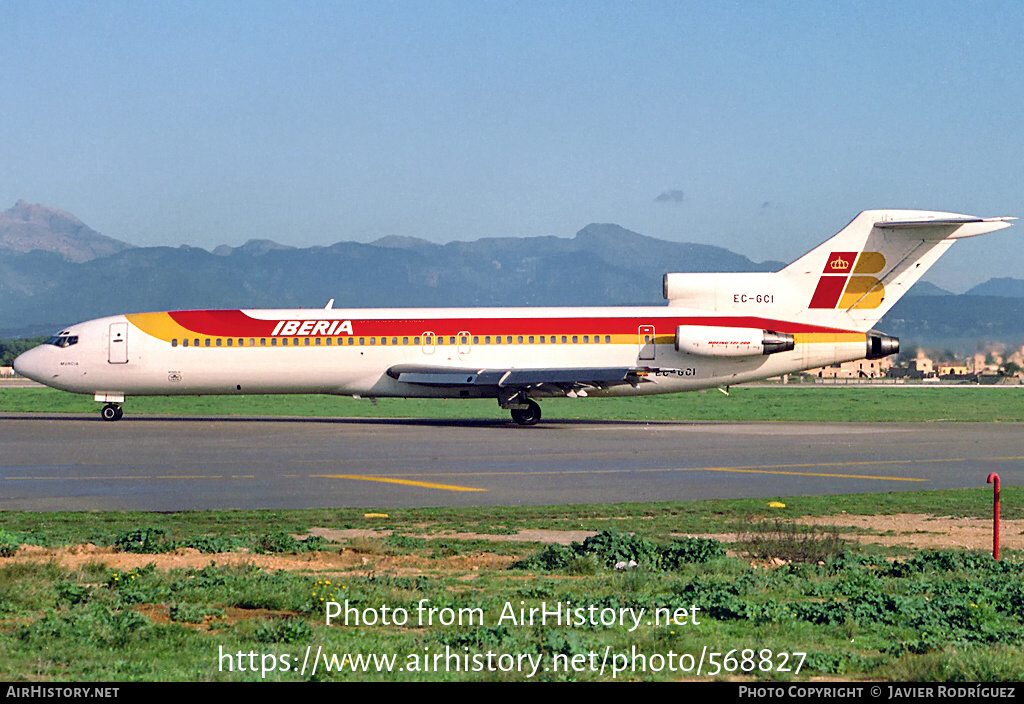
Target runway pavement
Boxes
[1,413,1021,511]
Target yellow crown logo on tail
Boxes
[829,255,850,271]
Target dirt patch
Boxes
[307,527,596,545]
[133,603,295,629]
[0,544,518,576]
[0,514,1008,573]
[793,513,1013,551]
[674,513,1012,552]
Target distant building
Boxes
[912,357,934,376]
[884,352,943,380]
[808,356,894,379]
[971,354,1002,375]
[978,370,1004,385]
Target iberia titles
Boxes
[270,320,354,336]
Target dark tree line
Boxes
[0,337,46,366]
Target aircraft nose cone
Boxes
[12,347,47,383]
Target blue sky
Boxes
[2,1,1021,291]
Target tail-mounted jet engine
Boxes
[866,330,899,360]
[675,325,795,357]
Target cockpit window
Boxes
[46,334,79,348]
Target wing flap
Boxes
[387,364,641,388]
[501,367,638,386]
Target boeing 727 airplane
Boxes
[13,210,1014,424]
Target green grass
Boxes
[3,385,1024,422]
[1,487,1021,548]
[1,489,1022,681]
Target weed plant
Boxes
[735,518,847,563]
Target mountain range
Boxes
[0,200,132,262]
[1,200,1022,348]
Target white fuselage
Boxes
[14,305,871,401]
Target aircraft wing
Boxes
[386,364,647,390]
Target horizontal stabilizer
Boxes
[876,217,1008,227]
[873,216,1014,239]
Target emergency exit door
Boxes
[638,325,656,360]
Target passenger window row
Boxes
[169,334,617,347]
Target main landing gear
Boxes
[510,399,541,426]
[100,403,123,421]
[498,389,542,426]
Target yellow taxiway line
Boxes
[4,457,958,490]
[310,474,486,492]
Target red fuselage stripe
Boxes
[165,310,859,337]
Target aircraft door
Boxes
[421,331,436,355]
[457,330,472,359]
[108,322,128,364]
[638,324,656,360]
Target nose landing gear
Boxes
[100,403,123,421]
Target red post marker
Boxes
[988,473,1001,560]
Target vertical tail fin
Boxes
[663,209,1013,332]
[779,210,1013,331]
